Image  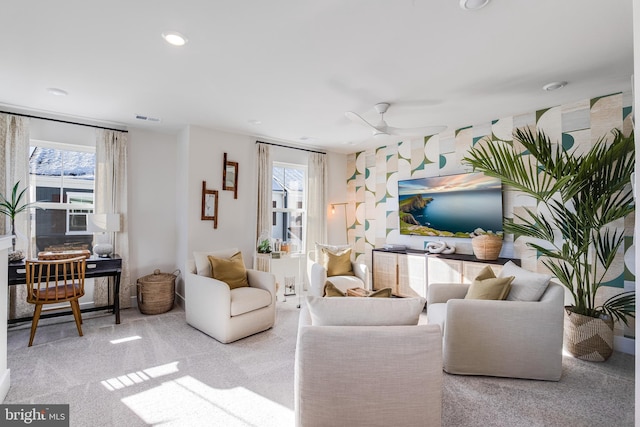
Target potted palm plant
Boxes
[463,127,635,361]
[0,181,32,260]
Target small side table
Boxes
[253,253,302,302]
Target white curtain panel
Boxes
[256,143,272,243]
[1,114,31,319]
[0,114,30,249]
[306,152,327,256]
[95,129,131,308]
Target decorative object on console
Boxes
[256,233,272,254]
[0,181,33,261]
[470,229,503,260]
[464,127,635,361]
[87,213,121,257]
[223,152,238,199]
[201,181,218,228]
[426,240,456,254]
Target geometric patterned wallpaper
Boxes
[346,92,635,338]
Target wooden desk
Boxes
[7,255,122,325]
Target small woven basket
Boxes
[471,235,503,260]
[137,269,180,315]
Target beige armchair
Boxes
[426,281,565,381]
[185,248,276,343]
[295,297,442,427]
[306,247,369,296]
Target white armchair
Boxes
[306,247,369,296]
[295,297,442,427]
[426,281,565,381]
[185,248,276,343]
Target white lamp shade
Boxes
[87,213,121,233]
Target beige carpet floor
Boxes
[4,299,635,426]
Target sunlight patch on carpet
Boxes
[121,375,293,427]
[101,361,180,391]
[110,335,142,344]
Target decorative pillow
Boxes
[193,248,239,276]
[498,261,552,301]
[474,265,497,281]
[306,295,425,326]
[368,287,392,298]
[315,243,351,262]
[208,251,249,289]
[321,247,354,277]
[465,276,514,300]
[323,281,346,297]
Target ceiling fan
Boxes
[345,102,447,138]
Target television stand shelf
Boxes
[372,249,519,297]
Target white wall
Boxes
[127,128,179,284]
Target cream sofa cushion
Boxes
[499,261,552,301]
[230,287,272,316]
[306,295,425,326]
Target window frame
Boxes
[272,161,307,254]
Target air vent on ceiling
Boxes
[135,114,161,122]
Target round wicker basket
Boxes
[137,269,180,315]
[471,234,503,260]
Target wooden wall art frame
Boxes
[201,181,219,229]
[223,152,239,199]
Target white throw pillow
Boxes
[306,295,425,326]
[498,261,552,301]
[193,248,240,276]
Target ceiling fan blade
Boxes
[345,111,384,134]
[386,125,447,137]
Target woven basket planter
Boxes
[471,235,503,260]
[564,309,614,362]
[137,269,180,315]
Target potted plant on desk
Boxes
[463,127,635,361]
[0,181,33,261]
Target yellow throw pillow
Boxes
[323,281,346,297]
[208,251,249,289]
[368,287,392,298]
[465,276,515,300]
[474,265,497,281]
[321,247,354,277]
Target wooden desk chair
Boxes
[25,256,87,347]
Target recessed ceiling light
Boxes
[161,31,188,46]
[542,81,568,91]
[248,119,262,125]
[46,88,68,96]
[459,0,490,10]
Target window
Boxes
[272,163,306,254]
[29,140,95,252]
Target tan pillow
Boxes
[465,276,514,300]
[368,287,392,298]
[323,281,346,297]
[208,251,249,289]
[321,247,354,277]
[474,265,497,281]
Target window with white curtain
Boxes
[272,162,306,254]
[28,139,95,252]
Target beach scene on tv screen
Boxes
[398,172,503,238]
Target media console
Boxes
[372,248,518,298]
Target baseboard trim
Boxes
[614,336,635,355]
[0,368,10,402]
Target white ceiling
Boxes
[0,1,634,153]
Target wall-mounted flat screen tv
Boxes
[398,172,503,237]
